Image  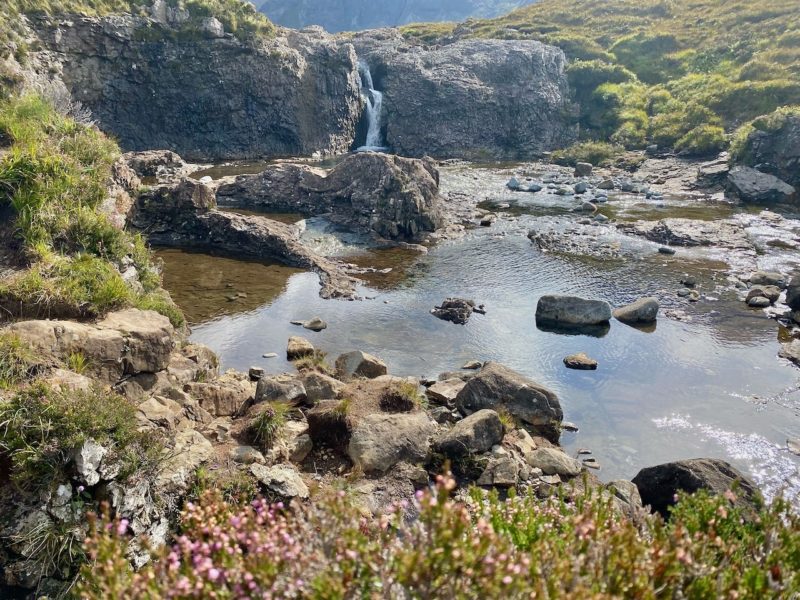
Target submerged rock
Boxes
[455,362,563,443]
[563,352,598,370]
[536,295,612,326]
[632,458,760,519]
[431,298,476,325]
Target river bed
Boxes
[157,161,800,500]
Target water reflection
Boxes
[156,249,302,325]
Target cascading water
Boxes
[356,61,388,152]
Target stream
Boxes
[157,161,800,500]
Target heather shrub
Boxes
[78,475,800,598]
[249,401,291,451]
[292,350,333,376]
[674,124,726,156]
[0,331,37,388]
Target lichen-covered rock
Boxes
[250,464,309,499]
[433,409,503,458]
[348,412,435,473]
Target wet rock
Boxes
[632,458,760,519]
[536,294,612,326]
[727,166,795,203]
[455,362,563,443]
[526,448,583,478]
[431,298,475,325]
[301,317,328,332]
[287,336,315,360]
[619,218,750,250]
[250,464,309,499]
[335,350,388,380]
[779,339,800,367]
[574,182,588,194]
[348,412,435,474]
[658,246,676,255]
[785,275,800,310]
[480,214,497,227]
[598,178,615,190]
[574,162,593,177]
[745,285,781,304]
[426,378,467,407]
[217,153,443,241]
[747,296,771,308]
[506,177,522,191]
[248,367,265,380]
[526,183,543,193]
[433,409,504,458]
[302,372,346,402]
[462,360,483,370]
[749,270,786,288]
[613,297,660,324]
[563,352,598,370]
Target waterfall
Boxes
[356,61,388,152]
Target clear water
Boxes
[159,166,800,501]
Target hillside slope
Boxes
[404,0,800,155]
[257,0,530,33]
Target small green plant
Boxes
[496,407,517,431]
[551,141,624,166]
[0,331,36,388]
[66,351,90,374]
[248,401,290,451]
[0,383,154,491]
[379,380,426,412]
[292,350,333,375]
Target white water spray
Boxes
[356,61,388,152]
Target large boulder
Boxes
[255,375,307,406]
[536,295,612,326]
[632,458,761,519]
[613,297,659,324]
[216,152,443,241]
[526,447,583,478]
[726,166,795,203]
[351,30,575,160]
[732,111,800,187]
[34,17,362,160]
[7,309,174,384]
[335,350,388,380]
[455,362,563,443]
[433,409,504,458]
[184,374,253,417]
[348,412,435,473]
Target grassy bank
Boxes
[402,0,800,156]
[79,475,800,598]
[0,94,183,326]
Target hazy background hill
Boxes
[256,0,531,32]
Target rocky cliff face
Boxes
[31,16,363,160]
[734,114,800,188]
[352,30,576,160]
[257,0,530,33]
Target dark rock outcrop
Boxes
[726,166,795,204]
[216,152,443,240]
[455,362,563,443]
[129,179,358,298]
[33,16,362,160]
[351,30,575,160]
[632,458,761,519]
[733,113,800,187]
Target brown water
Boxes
[158,164,800,501]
